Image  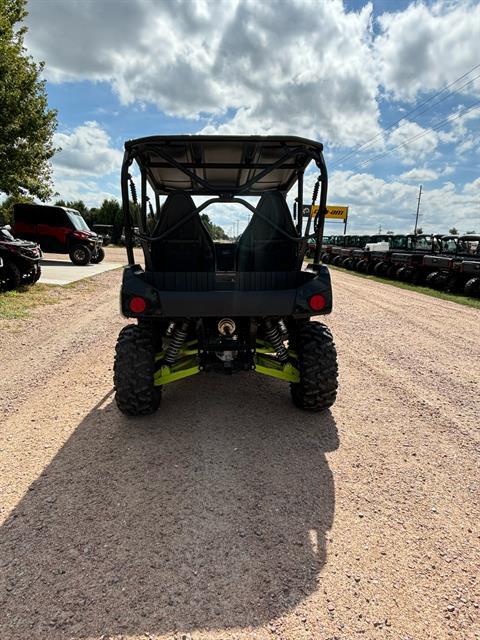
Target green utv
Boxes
[114,136,338,416]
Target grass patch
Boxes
[0,276,98,320]
[0,284,63,319]
[329,265,480,310]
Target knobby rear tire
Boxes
[114,324,161,416]
[0,259,21,291]
[290,321,338,412]
[464,277,480,298]
[91,247,105,264]
[426,271,439,288]
[374,261,388,276]
[23,264,41,285]
[356,259,367,272]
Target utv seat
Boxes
[151,192,215,271]
[236,191,298,271]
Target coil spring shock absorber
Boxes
[278,319,288,338]
[164,322,189,364]
[265,319,289,363]
[128,174,138,204]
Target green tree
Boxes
[0,0,57,199]
[89,207,99,226]
[449,227,459,235]
[96,199,123,243]
[201,213,229,240]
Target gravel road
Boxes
[0,267,478,640]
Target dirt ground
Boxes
[0,266,478,640]
[101,246,143,264]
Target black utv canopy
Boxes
[123,135,325,196]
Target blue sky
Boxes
[24,0,480,234]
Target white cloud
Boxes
[26,0,381,147]
[53,121,122,177]
[440,106,480,157]
[21,0,480,227]
[456,138,476,155]
[463,177,480,196]
[441,165,455,176]
[375,1,480,101]
[399,168,439,182]
[325,170,480,234]
[25,0,480,147]
[47,122,122,205]
[48,176,119,208]
[387,121,441,164]
[21,0,480,191]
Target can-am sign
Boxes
[303,205,349,220]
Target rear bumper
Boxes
[461,260,480,274]
[423,255,452,269]
[391,252,424,265]
[120,265,333,318]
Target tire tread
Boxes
[114,324,161,416]
[464,277,480,298]
[290,321,338,412]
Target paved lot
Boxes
[0,268,479,639]
[39,253,124,285]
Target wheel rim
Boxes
[74,248,86,262]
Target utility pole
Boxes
[414,184,423,234]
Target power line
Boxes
[333,63,480,166]
[355,101,480,169]
[353,99,480,170]
[400,71,480,123]
[332,62,480,168]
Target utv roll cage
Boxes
[120,135,329,267]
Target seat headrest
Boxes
[241,191,297,240]
[255,192,296,232]
[154,192,196,234]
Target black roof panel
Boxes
[124,135,324,195]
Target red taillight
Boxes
[308,293,326,311]
[129,296,146,313]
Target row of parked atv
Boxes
[315,233,480,297]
